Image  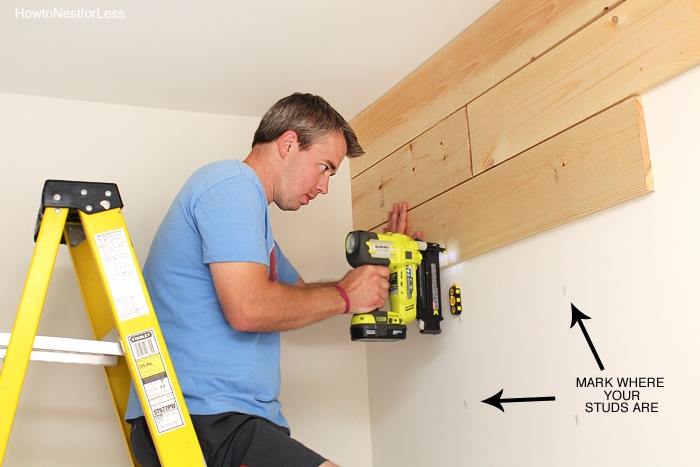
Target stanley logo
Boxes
[129,331,153,342]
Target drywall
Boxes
[364,65,700,466]
[0,92,372,466]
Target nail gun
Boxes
[344,230,446,341]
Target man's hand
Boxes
[383,202,423,239]
[337,265,390,314]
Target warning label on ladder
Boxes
[95,228,150,321]
[127,330,185,434]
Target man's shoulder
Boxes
[186,160,259,191]
[178,159,264,212]
[192,159,245,180]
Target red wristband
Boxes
[334,284,350,314]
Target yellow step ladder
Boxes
[0,180,205,466]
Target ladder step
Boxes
[0,332,123,366]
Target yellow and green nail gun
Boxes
[345,230,446,341]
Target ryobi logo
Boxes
[368,240,394,258]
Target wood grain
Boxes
[468,0,700,175]
[393,98,653,264]
[349,0,621,178]
[352,109,471,230]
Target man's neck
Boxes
[243,144,276,205]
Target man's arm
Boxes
[212,201,418,333]
[210,261,390,333]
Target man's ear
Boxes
[277,130,299,159]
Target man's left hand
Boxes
[383,202,423,239]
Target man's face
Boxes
[275,131,347,211]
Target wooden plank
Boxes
[351,109,471,230]
[469,0,700,175]
[392,97,652,264]
[349,0,621,178]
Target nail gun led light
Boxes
[345,232,357,254]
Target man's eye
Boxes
[320,164,329,173]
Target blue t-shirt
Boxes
[125,160,299,428]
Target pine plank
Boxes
[469,0,700,175]
[352,109,471,230]
[349,0,621,178]
[393,97,652,264]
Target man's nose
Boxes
[317,176,329,195]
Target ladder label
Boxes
[127,330,185,434]
[94,228,150,321]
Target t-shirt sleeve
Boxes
[274,241,300,285]
[193,177,269,266]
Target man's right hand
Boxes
[337,265,390,314]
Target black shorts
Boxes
[129,413,328,467]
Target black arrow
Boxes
[570,303,604,371]
[481,389,555,412]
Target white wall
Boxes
[364,66,700,466]
[0,92,371,466]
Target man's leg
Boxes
[129,414,330,467]
[128,417,162,467]
[213,416,327,467]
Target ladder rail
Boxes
[77,207,204,466]
[66,212,139,463]
[0,207,68,461]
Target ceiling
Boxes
[1,1,497,120]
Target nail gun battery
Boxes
[350,311,407,342]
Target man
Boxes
[126,93,412,467]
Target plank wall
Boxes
[349,0,700,264]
